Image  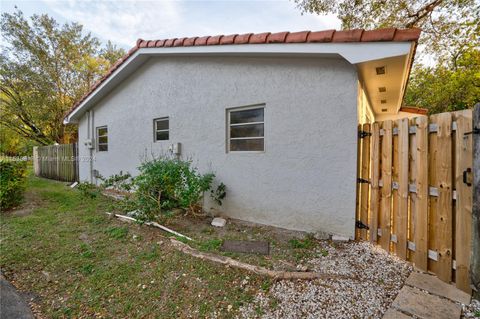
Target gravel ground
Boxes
[463,299,480,318]
[239,241,412,319]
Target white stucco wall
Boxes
[78,56,358,238]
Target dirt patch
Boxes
[6,189,45,217]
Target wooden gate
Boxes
[33,144,78,182]
[356,109,473,293]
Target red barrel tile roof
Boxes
[65,28,421,121]
[400,106,428,115]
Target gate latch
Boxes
[358,130,372,139]
[463,168,472,186]
[357,178,370,184]
[356,221,370,230]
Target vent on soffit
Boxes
[376,66,386,75]
[381,99,387,104]
[379,87,386,92]
[381,108,388,112]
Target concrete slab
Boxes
[406,271,471,304]
[392,286,461,319]
[0,276,34,319]
[382,308,411,319]
[221,240,270,255]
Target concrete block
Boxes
[392,286,461,319]
[406,271,471,304]
[211,217,226,227]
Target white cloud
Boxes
[32,0,341,48]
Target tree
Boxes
[294,0,479,64]
[294,0,480,113]
[0,9,125,146]
[405,47,480,114]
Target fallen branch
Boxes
[105,212,193,241]
[170,238,352,281]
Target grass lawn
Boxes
[0,175,269,318]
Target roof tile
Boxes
[173,37,187,47]
[164,38,176,47]
[361,28,396,42]
[332,29,364,42]
[286,31,310,43]
[207,35,223,45]
[234,33,253,44]
[220,34,237,45]
[183,37,197,46]
[155,39,166,47]
[249,32,270,44]
[394,28,421,41]
[267,32,289,43]
[195,36,210,46]
[307,30,335,43]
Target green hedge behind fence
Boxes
[0,160,27,210]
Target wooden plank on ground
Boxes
[359,123,371,240]
[414,116,429,271]
[369,123,380,243]
[429,112,453,283]
[394,118,409,259]
[380,120,393,251]
[454,110,473,293]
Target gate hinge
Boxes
[358,130,372,138]
[357,178,370,184]
[356,220,370,230]
[464,128,480,136]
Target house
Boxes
[64,28,421,238]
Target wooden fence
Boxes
[33,144,78,182]
[356,109,473,293]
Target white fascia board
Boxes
[142,42,412,64]
[64,42,412,124]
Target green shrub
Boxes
[0,160,27,210]
[98,171,133,191]
[77,182,101,198]
[133,157,217,221]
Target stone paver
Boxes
[382,308,411,319]
[406,271,471,304]
[392,285,461,319]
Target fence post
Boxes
[32,146,39,176]
[472,103,480,299]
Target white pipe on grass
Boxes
[105,212,193,241]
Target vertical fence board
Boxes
[408,117,417,262]
[369,123,380,242]
[454,110,473,293]
[414,116,429,271]
[359,123,371,240]
[429,113,453,282]
[394,118,409,259]
[380,120,393,251]
[392,122,399,253]
[33,144,78,182]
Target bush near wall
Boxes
[0,160,27,210]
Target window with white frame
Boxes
[227,106,264,152]
[96,126,108,151]
[154,117,169,141]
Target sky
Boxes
[0,0,341,50]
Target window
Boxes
[154,117,169,141]
[227,106,264,152]
[96,126,108,151]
